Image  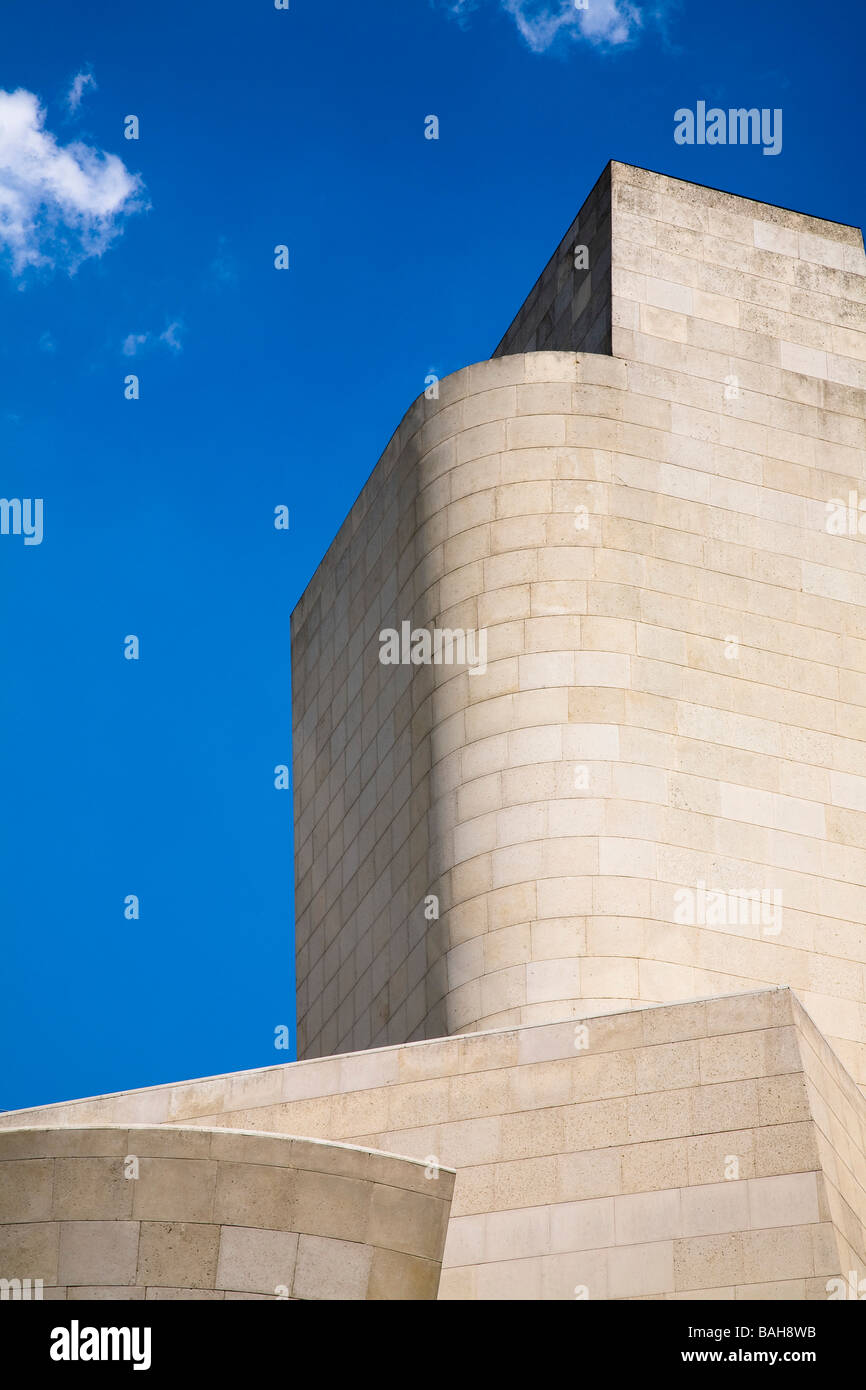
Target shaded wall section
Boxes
[493,162,612,358]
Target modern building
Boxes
[3,162,866,1300]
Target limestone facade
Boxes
[0,1125,454,1300]
[4,164,866,1301]
[293,165,866,1078]
[3,990,864,1300]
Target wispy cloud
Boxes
[444,0,481,23]
[66,70,96,114]
[439,0,646,52]
[122,321,184,357]
[0,88,144,276]
[38,330,56,353]
[159,321,182,351]
[208,235,238,288]
[121,332,148,357]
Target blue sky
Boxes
[1,0,862,1111]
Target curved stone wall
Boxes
[292,343,866,1087]
[0,1126,453,1299]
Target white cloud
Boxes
[38,330,56,352]
[0,87,144,276]
[122,321,183,356]
[441,0,644,51]
[122,332,148,357]
[159,321,182,352]
[446,0,481,22]
[67,71,96,114]
[575,0,642,45]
